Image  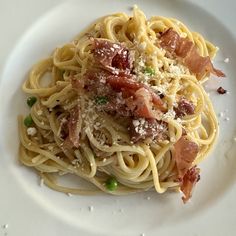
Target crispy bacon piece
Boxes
[160,28,225,78]
[132,88,163,119]
[173,136,199,178]
[106,75,166,113]
[129,118,168,143]
[68,106,81,148]
[174,98,195,117]
[180,166,200,203]
[93,39,133,73]
[217,86,227,94]
[103,94,132,117]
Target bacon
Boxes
[93,39,133,73]
[217,86,227,94]
[132,88,162,119]
[173,136,199,178]
[160,28,225,78]
[107,74,141,90]
[180,166,200,203]
[129,118,168,143]
[106,75,166,112]
[174,98,195,117]
[68,106,81,148]
[103,95,132,117]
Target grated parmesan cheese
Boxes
[2,224,8,229]
[132,119,140,127]
[40,178,44,187]
[162,109,176,120]
[218,112,224,117]
[168,63,182,76]
[27,127,37,136]
[88,206,94,212]
[224,58,229,63]
[37,110,43,116]
[139,42,147,51]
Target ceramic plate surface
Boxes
[0,1,236,235]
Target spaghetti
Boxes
[18,6,224,202]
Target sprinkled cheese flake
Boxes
[233,137,236,142]
[138,60,145,68]
[37,110,43,116]
[162,109,176,120]
[225,117,230,121]
[132,119,140,127]
[218,112,224,117]
[27,127,37,136]
[168,63,182,75]
[224,58,229,63]
[140,233,145,236]
[40,178,44,187]
[67,193,73,197]
[151,84,168,95]
[146,196,151,200]
[88,206,94,212]
[139,42,147,51]
[176,118,182,123]
[2,224,9,229]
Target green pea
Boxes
[24,114,33,127]
[144,67,155,76]
[95,96,108,105]
[105,177,118,191]
[27,96,37,107]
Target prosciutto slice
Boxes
[174,98,195,117]
[180,166,200,203]
[129,118,167,143]
[106,75,166,113]
[68,106,81,148]
[173,136,199,178]
[160,28,225,78]
[93,39,133,73]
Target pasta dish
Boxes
[18,6,225,203]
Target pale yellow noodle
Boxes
[18,7,219,197]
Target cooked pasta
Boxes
[18,6,224,202]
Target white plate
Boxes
[1,0,236,235]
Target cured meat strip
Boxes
[173,136,199,178]
[129,118,167,143]
[160,28,225,78]
[93,39,133,73]
[180,166,200,203]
